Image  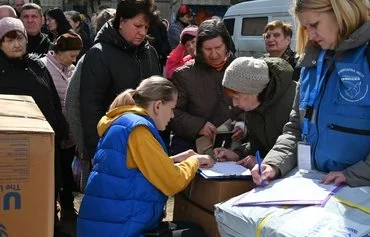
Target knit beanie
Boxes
[180,25,198,42]
[53,32,83,52]
[223,57,270,94]
[0,17,27,41]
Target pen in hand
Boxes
[256,150,265,187]
[215,140,226,163]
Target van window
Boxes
[241,17,268,36]
[223,18,235,36]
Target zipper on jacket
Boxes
[328,124,370,136]
[312,74,329,169]
[312,52,336,169]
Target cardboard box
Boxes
[0,95,54,237]
[173,193,220,237]
[183,174,255,212]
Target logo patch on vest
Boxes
[338,68,368,102]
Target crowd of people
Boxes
[0,0,369,236]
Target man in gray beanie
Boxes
[214,56,297,170]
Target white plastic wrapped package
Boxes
[215,171,370,237]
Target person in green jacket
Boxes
[214,57,297,169]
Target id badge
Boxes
[297,142,312,171]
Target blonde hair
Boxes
[293,0,369,55]
[109,76,177,110]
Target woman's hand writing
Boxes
[251,164,278,186]
[213,148,239,162]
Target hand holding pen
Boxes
[250,151,279,187]
[255,151,265,187]
[213,146,239,162]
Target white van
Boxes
[223,0,296,57]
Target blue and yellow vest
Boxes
[77,113,168,237]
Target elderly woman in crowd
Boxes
[0,17,66,233]
[263,20,297,68]
[41,32,83,221]
[214,57,296,169]
[170,19,242,155]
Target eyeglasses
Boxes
[263,32,282,40]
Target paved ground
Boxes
[59,193,175,236]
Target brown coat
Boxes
[171,57,242,143]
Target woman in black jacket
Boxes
[80,0,161,162]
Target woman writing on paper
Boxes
[251,0,370,187]
[77,76,213,237]
[214,57,297,169]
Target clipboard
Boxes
[198,162,252,180]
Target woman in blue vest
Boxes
[251,0,370,187]
[77,76,213,237]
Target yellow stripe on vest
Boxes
[333,196,370,214]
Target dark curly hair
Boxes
[112,0,155,30]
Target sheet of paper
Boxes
[199,161,251,178]
[233,177,340,206]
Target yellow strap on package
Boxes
[256,206,290,237]
[332,196,370,214]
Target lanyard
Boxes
[301,50,328,142]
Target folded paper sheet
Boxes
[233,176,341,206]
